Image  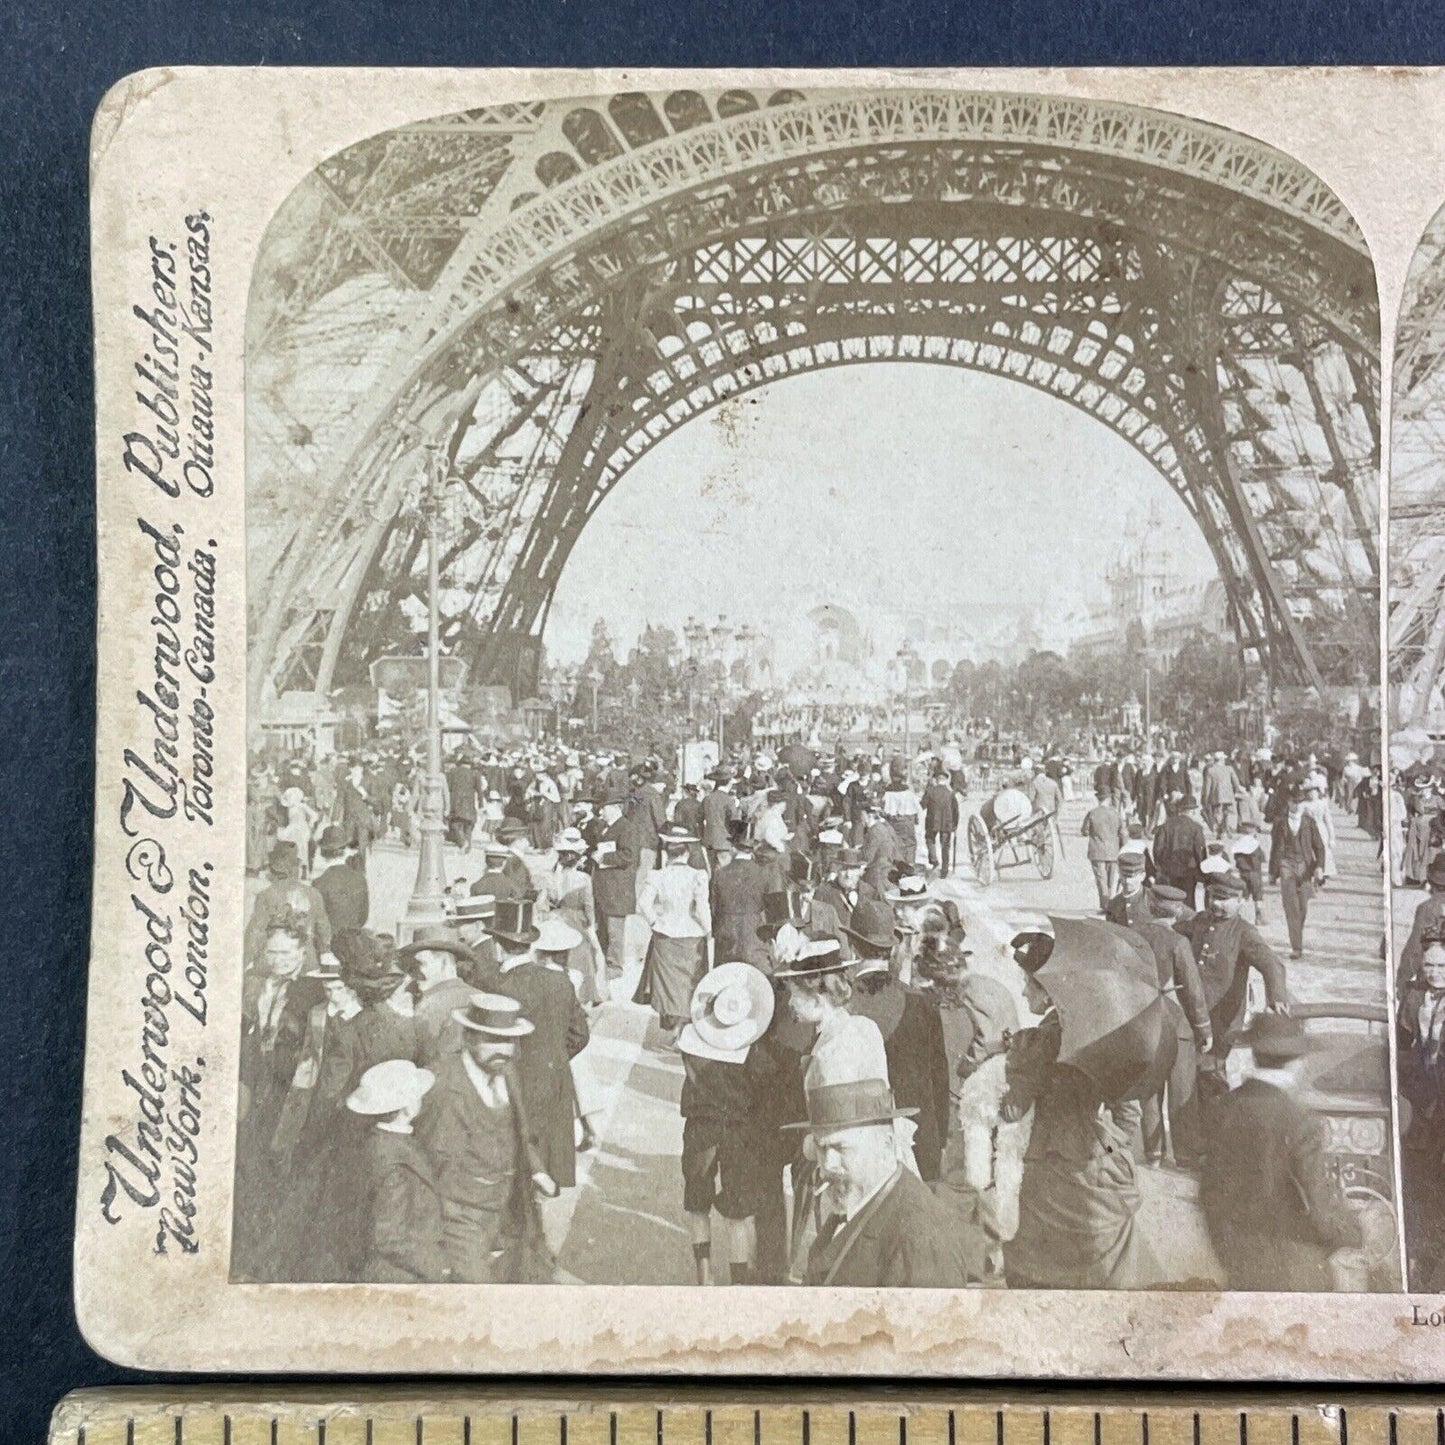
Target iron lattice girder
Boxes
[474,291,1275,665]
[256,108,1379,706]
[462,219,1369,679]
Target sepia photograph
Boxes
[1387,202,1445,1291]
[237,82,1392,1292]
[83,64,1445,1378]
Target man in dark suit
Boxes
[844,903,950,1183]
[789,1078,974,1286]
[337,759,378,854]
[470,843,529,905]
[312,825,369,932]
[814,846,861,939]
[860,799,904,897]
[415,992,556,1284]
[700,773,737,869]
[234,922,321,1279]
[1153,795,1207,906]
[486,904,589,1190]
[1158,750,1192,806]
[921,765,960,876]
[590,788,638,981]
[710,832,770,967]
[444,751,483,851]
[1200,1013,1362,1290]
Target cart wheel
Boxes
[1032,822,1055,880]
[967,813,994,886]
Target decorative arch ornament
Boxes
[246,86,1379,716]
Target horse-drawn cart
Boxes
[965,787,1056,886]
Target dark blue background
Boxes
[2,3,1440,1441]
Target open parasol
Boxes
[1030,916,1175,1103]
[777,743,818,776]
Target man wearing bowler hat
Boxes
[787,1074,971,1287]
[1200,1013,1362,1290]
[844,900,950,1183]
[700,770,738,869]
[1133,884,1212,1167]
[312,824,369,932]
[709,821,769,968]
[398,928,480,1067]
[415,992,557,1283]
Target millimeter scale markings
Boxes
[44,1394,1445,1445]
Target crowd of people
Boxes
[1390,757,1445,1287]
[234,730,1380,1291]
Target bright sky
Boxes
[546,364,1216,665]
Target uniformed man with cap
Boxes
[1134,884,1212,1166]
[1104,848,1150,929]
[1176,869,1289,1096]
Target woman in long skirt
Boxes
[545,828,608,1007]
[635,826,712,1039]
[1001,972,1157,1290]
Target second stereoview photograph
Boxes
[236,84,1392,1293]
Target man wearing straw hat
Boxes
[676,962,780,1285]
[785,1069,971,1287]
[416,992,557,1283]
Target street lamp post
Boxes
[404,445,451,932]
[896,645,916,764]
[588,666,602,734]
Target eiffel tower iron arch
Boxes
[247,89,1379,719]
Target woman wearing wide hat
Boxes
[676,962,778,1284]
[635,824,712,1041]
